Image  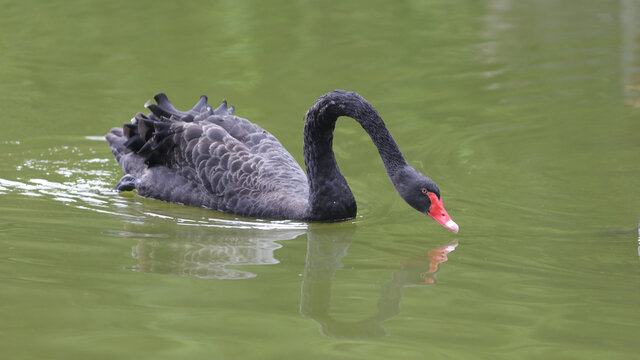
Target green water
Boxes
[1,0,639,359]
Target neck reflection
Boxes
[300,224,457,339]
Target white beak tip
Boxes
[446,219,459,233]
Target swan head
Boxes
[393,166,459,233]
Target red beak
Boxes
[427,192,459,233]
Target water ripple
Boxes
[0,143,308,231]
[0,141,309,280]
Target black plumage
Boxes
[106,90,457,230]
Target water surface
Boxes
[1,1,639,359]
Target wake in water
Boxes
[0,137,308,279]
[0,137,306,226]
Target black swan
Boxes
[105,90,458,232]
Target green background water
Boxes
[1,0,639,359]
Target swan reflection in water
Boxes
[121,220,457,338]
[301,225,457,338]
[120,219,306,279]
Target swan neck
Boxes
[303,90,408,220]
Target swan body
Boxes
[106,90,458,232]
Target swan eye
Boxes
[421,188,428,195]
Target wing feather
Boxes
[106,94,309,219]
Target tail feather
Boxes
[145,102,173,119]
[138,119,156,141]
[123,123,138,138]
[123,135,145,151]
[154,93,182,115]
[136,140,155,156]
[192,95,208,113]
[105,127,146,177]
[133,112,149,123]
[108,93,237,172]
[147,93,210,119]
[213,99,228,114]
